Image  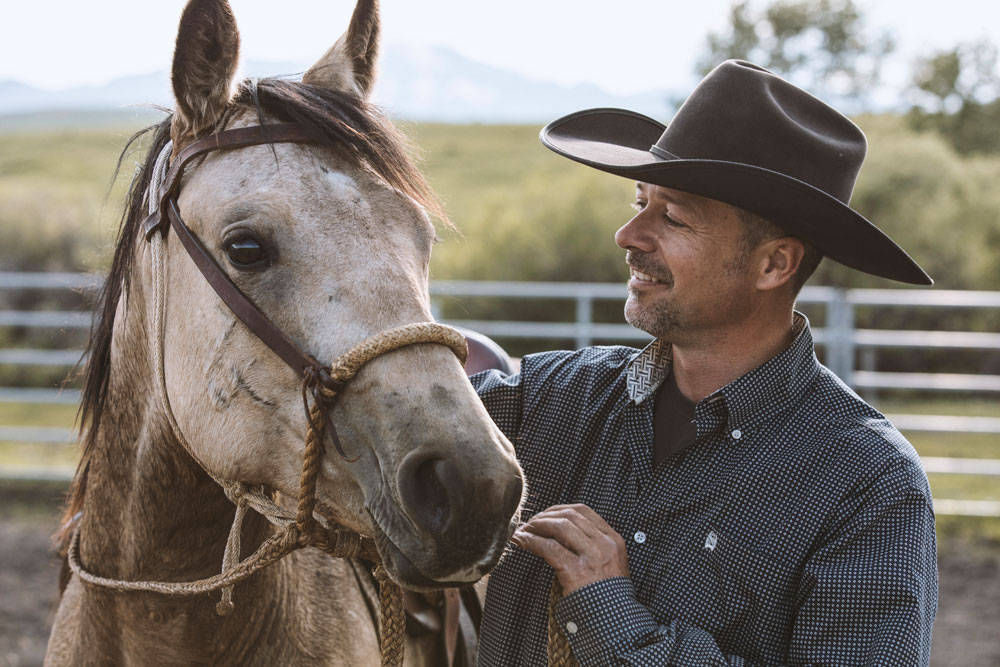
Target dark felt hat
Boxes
[540,60,932,285]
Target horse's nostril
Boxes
[404,457,457,533]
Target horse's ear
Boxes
[170,0,241,150]
[302,0,380,99]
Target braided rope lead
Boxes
[548,579,578,667]
[376,565,406,667]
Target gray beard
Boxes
[623,250,679,338]
[624,290,681,340]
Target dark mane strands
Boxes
[59,77,446,553]
[232,78,446,223]
[58,119,173,557]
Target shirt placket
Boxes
[617,398,658,583]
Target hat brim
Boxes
[541,108,932,285]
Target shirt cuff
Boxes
[554,577,662,665]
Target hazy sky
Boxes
[3,0,999,97]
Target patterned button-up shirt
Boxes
[472,315,937,666]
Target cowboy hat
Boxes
[540,60,932,285]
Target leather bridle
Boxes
[140,123,467,461]
[142,123,365,458]
[141,124,333,382]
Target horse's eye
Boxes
[224,236,269,268]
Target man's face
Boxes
[615,182,758,342]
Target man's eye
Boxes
[631,201,647,212]
[664,214,685,228]
[224,236,270,269]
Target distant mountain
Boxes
[0,45,674,126]
[375,44,672,123]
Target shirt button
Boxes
[565,621,578,635]
[633,531,647,544]
[731,429,742,440]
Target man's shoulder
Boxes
[520,345,640,387]
[794,366,929,493]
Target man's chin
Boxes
[625,300,677,340]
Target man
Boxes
[471,61,937,665]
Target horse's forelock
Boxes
[229,78,447,225]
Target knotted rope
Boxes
[68,159,471,665]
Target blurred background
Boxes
[1,1,998,664]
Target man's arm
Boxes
[516,492,937,666]
[469,368,524,448]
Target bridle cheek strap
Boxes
[142,124,340,389]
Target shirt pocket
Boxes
[710,528,802,647]
[655,526,800,648]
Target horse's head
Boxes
[147,0,523,588]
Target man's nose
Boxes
[615,214,655,252]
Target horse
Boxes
[44,0,524,664]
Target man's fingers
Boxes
[532,504,618,540]
[518,515,593,555]
[545,504,617,536]
[511,528,576,567]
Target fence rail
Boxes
[2,273,998,515]
[431,281,1000,398]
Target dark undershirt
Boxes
[652,371,698,467]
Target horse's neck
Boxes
[72,276,283,658]
[64,274,385,666]
[78,276,236,579]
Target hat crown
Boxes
[656,60,867,205]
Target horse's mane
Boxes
[57,78,445,558]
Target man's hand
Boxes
[510,504,629,595]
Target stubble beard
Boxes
[623,251,680,339]
[624,289,681,339]
[623,248,751,341]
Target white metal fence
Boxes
[2,272,998,515]
[430,280,1000,408]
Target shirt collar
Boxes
[626,313,819,426]
[625,338,672,405]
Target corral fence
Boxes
[2,272,998,516]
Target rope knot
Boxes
[315,528,363,559]
[222,481,249,506]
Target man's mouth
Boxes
[631,268,663,283]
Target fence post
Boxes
[575,294,593,349]
[827,288,855,386]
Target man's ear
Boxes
[755,237,805,292]
[170,0,241,153]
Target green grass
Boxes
[928,474,1000,501]
[936,515,1000,551]
[905,433,1000,459]
[0,402,78,426]
[874,398,1000,460]
[0,124,152,273]
[0,403,79,466]
[0,441,77,467]
[877,398,1000,419]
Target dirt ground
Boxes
[2,482,998,667]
